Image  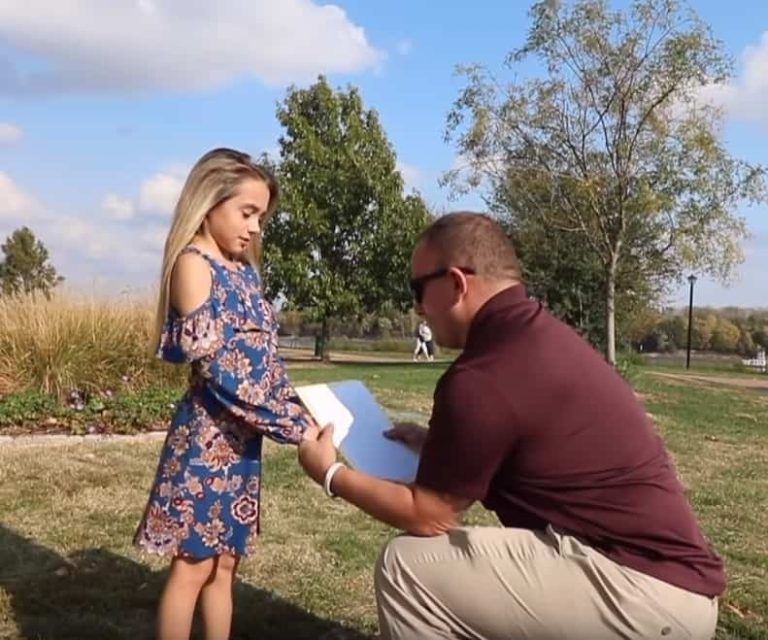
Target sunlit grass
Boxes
[0,365,766,638]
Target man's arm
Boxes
[332,466,471,536]
[298,424,472,537]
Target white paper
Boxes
[296,380,420,483]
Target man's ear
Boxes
[450,267,470,301]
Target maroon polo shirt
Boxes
[416,284,725,597]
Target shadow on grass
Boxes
[0,525,373,640]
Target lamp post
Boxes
[686,274,697,370]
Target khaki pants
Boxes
[374,526,718,640]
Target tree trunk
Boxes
[321,315,330,362]
[605,263,617,366]
[313,315,331,361]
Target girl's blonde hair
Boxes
[151,148,280,352]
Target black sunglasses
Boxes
[409,266,476,303]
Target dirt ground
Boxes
[649,371,768,393]
[280,348,422,365]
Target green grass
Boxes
[634,371,768,638]
[0,360,449,436]
[0,386,183,435]
[0,363,766,639]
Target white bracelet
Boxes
[323,462,346,498]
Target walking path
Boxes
[648,371,768,393]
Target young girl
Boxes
[134,148,313,640]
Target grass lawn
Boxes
[0,362,766,639]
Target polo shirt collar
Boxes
[466,283,529,346]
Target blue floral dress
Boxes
[134,246,311,558]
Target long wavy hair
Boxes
[151,148,279,352]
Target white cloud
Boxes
[102,193,135,221]
[695,31,768,129]
[396,160,424,192]
[0,122,22,145]
[137,226,167,253]
[101,166,186,222]
[0,172,42,220]
[56,215,115,259]
[0,0,385,95]
[49,165,186,281]
[138,171,185,214]
[54,214,166,262]
[0,174,165,287]
[32,212,166,284]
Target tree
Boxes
[658,314,687,349]
[691,313,718,350]
[627,307,662,350]
[498,184,605,343]
[753,325,768,350]
[444,0,766,364]
[0,226,64,298]
[264,76,432,358]
[508,205,656,350]
[710,316,740,352]
[735,323,755,357]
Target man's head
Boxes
[410,212,522,349]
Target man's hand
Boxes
[384,422,428,454]
[300,421,471,536]
[298,423,337,484]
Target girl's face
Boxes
[205,177,271,260]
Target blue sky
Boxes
[1,0,766,307]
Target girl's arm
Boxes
[168,253,308,443]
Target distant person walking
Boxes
[413,320,433,361]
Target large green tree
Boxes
[264,76,432,358]
[444,0,766,364]
[494,174,658,350]
[0,226,64,298]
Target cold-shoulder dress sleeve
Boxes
[159,297,228,364]
[157,266,311,444]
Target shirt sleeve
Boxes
[416,367,518,500]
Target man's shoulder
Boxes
[435,359,494,405]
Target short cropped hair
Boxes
[417,212,522,282]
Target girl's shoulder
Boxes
[171,249,215,317]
